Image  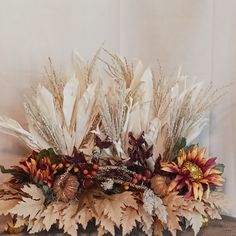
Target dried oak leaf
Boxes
[41,203,59,231]
[163,193,183,236]
[98,214,115,236]
[14,216,28,228]
[138,205,154,235]
[205,206,221,220]
[153,218,164,236]
[121,207,141,235]
[61,200,80,236]
[95,191,138,226]
[0,214,13,233]
[28,217,45,234]
[97,225,108,236]
[203,191,230,213]
[0,199,20,216]
[9,184,45,220]
[76,206,94,229]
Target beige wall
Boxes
[0,0,236,215]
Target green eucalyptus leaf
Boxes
[171,137,187,160]
[36,148,60,164]
[0,165,29,182]
[215,163,225,174]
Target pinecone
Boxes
[53,173,80,202]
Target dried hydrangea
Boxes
[101,179,114,190]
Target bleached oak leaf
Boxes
[121,207,141,235]
[9,184,45,220]
[138,205,154,233]
[28,217,45,234]
[41,203,59,231]
[190,212,203,235]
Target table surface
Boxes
[1,216,236,236]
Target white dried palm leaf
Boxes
[0,116,40,151]
[138,68,154,130]
[75,82,98,148]
[63,75,79,128]
[126,103,142,135]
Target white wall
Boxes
[0,0,235,215]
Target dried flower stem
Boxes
[97,176,147,192]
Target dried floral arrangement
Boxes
[0,50,228,236]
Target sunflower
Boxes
[161,146,224,200]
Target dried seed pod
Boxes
[53,173,80,202]
[151,175,170,197]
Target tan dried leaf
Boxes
[14,216,28,228]
[9,184,45,220]
[205,207,221,220]
[76,207,94,229]
[153,218,164,236]
[0,214,13,233]
[163,193,183,235]
[98,214,115,236]
[41,203,59,231]
[204,191,230,213]
[0,199,20,215]
[95,191,138,226]
[61,201,79,236]
[191,199,207,216]
[138,205,154,234]
[97,225,108,236]
[28,217,45,234]
[121,207,141,235]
